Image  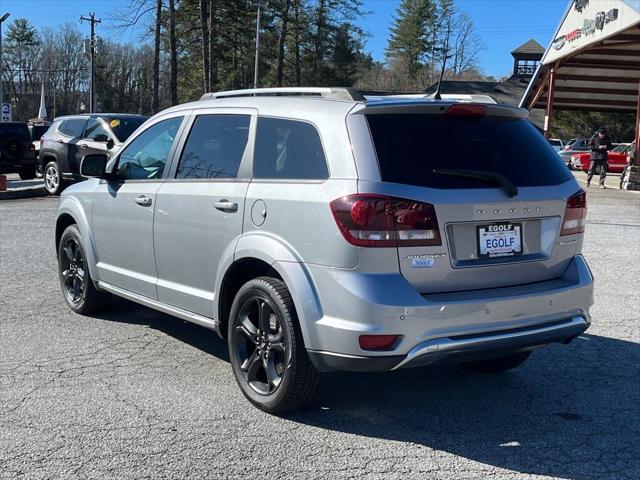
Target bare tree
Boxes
[450,13,483,75]
[153,0,163,112]
[168,0,178,105]
[199,0,210,92]
[276,0,292,87]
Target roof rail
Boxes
[199,87,365,102]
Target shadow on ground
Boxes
[96,297,639,479]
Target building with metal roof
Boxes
[520,0,640,154]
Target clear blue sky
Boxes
[0,0,570,77]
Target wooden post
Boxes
[544,65,556,140]
[636,80,639,162]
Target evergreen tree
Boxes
[385,0,435,76]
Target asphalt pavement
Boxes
[1,182,639,479]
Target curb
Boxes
[0,185,47,200]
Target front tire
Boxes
[58,224,111,315]
[228,277,321,414]
[463,351,532,373]
[44,161,62,195]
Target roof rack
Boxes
[199,87,365,102]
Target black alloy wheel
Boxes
[57,224,110,315]
[228,277,321,413]
[235,295,288,395]
[60,236,86,305]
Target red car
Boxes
[570,144,631,173]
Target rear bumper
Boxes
[300,255,594,372]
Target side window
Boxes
[175,114,250,179]
[84,118,109,140]
[253,117,328,180]
[59,118,85,138]
[116,117,183,180]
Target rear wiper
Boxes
[432,169,518,197]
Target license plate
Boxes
[477,222,522,258]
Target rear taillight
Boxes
[39,137,44,148]
[330,194,441,247]
[29,143,35,151]
[560,190,587,236]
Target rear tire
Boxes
[58,224,111,315]
[17,165,36,180]
[463,351,531,373]
[228,276,321,414]
[44,161,62,195]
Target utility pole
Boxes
[80,12,101,113]
[0,12,11,118]
[253,0,261,89]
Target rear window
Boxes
[30,125,50,140]
[0,123,30,140]
[367,114,572,188]
[102,116,147,142]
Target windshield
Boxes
[366,113,573,189]
[103,116,148,142]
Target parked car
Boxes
[549,138,564,151]
[570,144,631,173]
[0,122,37,179]
[55,87,593,413]
[28,123,51,177]
[39,113,148,194]
[559,137,590,168]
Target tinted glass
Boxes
[30,125,49,140]
[116,117,182,180]
[59,118,85,138]
[176,114,250,179]
[103,116,147,142]
[84,118,109,140]
[0,124,30,140]
[367,114,573,188]
[254,117,328,180]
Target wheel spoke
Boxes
[258,299,271,333]
[237,315,258,344]
[265,356,282,390]
[244,350,262,382]
[63,244,74,263]
[72,277,81,301]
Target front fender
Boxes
[57,195,99,282]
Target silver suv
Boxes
[55,88,593,413]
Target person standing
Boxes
[587,127,612,188]
[620,139,636,189]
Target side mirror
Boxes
[93,133,109,142]
[80,154,109,178]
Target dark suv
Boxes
[0,122,37,179]
[39,114,148,194]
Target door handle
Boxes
[56,139,64,144]
[134,195,153,207]
[213,200,238,212]
[78,143,88,149]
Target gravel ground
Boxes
[1,183,638,480]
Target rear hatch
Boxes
[352,103,584,294]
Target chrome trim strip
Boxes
[392,316,587,370]
[97,281,220,334]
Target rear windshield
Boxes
[0,124,30,140]
[367,114,572,188]
[30,125,50,140]
[102,116,147,142]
